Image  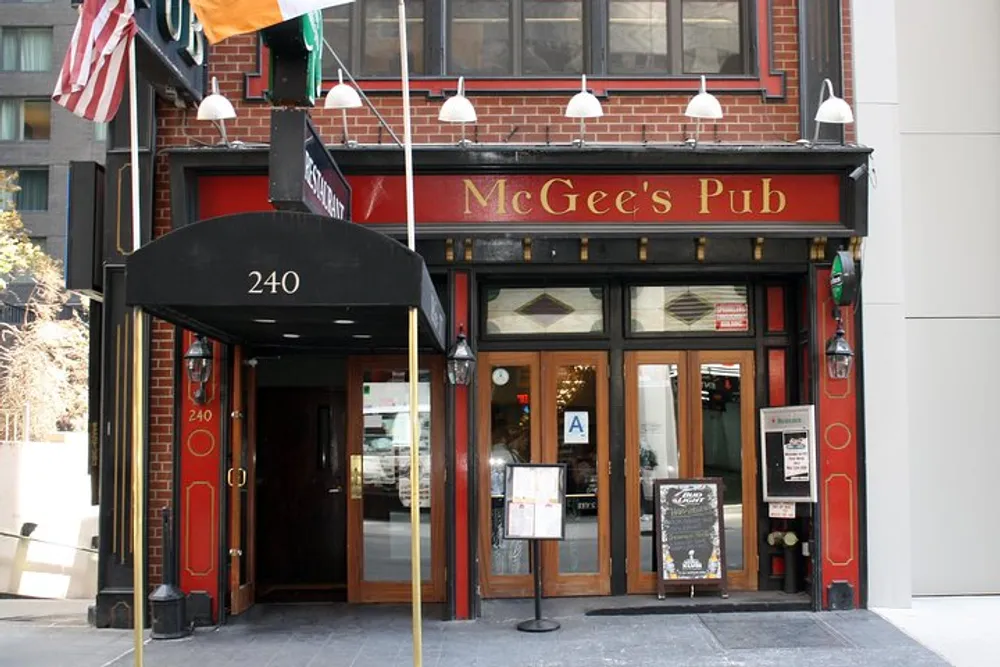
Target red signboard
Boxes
[197,173,842,226]
[714,303,749,331]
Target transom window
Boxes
[484,287,605,336]
[321,0,751,77]
[630,285,750,334]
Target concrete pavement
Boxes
[875,596,1000,667]
[0,600,953,667]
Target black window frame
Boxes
[446,0,594,78]
[479,281,611,343]
[322,0,443,78]
[625,281,757,340]
[320,0,756,80]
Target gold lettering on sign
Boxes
[586,190,610,215]
[730,189,754,214]
[651,189,672,214]
[615,189,638,214]
[512,190,532,215]
[464,178,507,215]
[699,178,725,214]
[540,178,578,215]
[761,178,787,214]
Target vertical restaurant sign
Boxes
[268,109,351,220]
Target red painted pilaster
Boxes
[177,330,225,621]
[815,268,860,608]
[453,272,470,619]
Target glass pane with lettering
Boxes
[523,1,584,75]
[361,368,432,581]
[486,287,604,335]
[701,363,743,570]
[363,0,424,75]
[488,364,532,575]
[450,0,512,75]
[637,363,680,573]
[556,364,600,574]
[609,0,669,75]
[630,285,749,333]
[683,0,745,74]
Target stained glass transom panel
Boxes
[630,285,749,333]
[485,287,604,335]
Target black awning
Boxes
[125,212,446,351]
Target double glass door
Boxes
[479,351,611,598]
[625,350,757,592]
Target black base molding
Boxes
[827,581,855,611]
[90,589,146,629]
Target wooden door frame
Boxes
[228,346,256,614]
[477,351,611,599]
[477,351,541,598]
[625,349,758,594]
[541,351,611,597]
[692,350,758,591]
[346,355,447,603]
[624,350,690,595]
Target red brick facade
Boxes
[143,0,855,586]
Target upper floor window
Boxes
[0,27,52,72]
[0,98,50,140]
[320,0,751,78]
[0,168,48,212]
[323,0,425,78]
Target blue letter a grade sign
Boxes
[564,411,589,444]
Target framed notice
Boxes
[502,463,567,541]
[653,478,727,598]
[760,405,817,503]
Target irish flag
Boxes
[189,0,355,44]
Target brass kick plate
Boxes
[350,454,363,499]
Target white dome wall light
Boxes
[684,75,723,147]
[438,77,477,147]
[804,78,854,146]
[564,75,603,146]
[325,69,363,147]
[197,76,236,146]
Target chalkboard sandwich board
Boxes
[653,478,728,600]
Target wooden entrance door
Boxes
[228,346,256,614]
[625,350,758,593]
[345,356,446,603]
[478,351,610,598]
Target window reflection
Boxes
[556,365,599,575]
[523,1,584,75]
[701,363,743,570]
[361,369,432,581]
[450,0,512,75]
[488,365,531,575]
[637,364,680,573]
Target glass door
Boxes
[346,356,446,603]
[478,351,610,598]
[625,350,757,593]
[228,346,256,615]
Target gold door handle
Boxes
[350,454,363,500]
[238,469,247,487]
[227,468,234,487]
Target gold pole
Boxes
[398,0,422,664]
[407,307,422,666]
[130,308,145,664]
[126,28,145,667]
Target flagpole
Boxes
[398,1,422,666]
[127,33,146,667]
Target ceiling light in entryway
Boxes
[352,334,372,339]
[282,333,301,339]
[334,319,355,325]
[253,318,276,324]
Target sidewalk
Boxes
[876,596,1000,667]
[0,600,951,667]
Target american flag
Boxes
[52,0,137,123]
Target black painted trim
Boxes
[853,264,869,610]
[807,263,823,612]
[467,269,480,617]
[170,330,183,590]
[763,0,788,100]
[607,281,626,595]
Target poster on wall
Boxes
[760,405,817,502]
[653,478,728,599]
[503,464,567,540]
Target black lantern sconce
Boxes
[184,335,213,404]
[825,308,854,380]
[446,326,476,386]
